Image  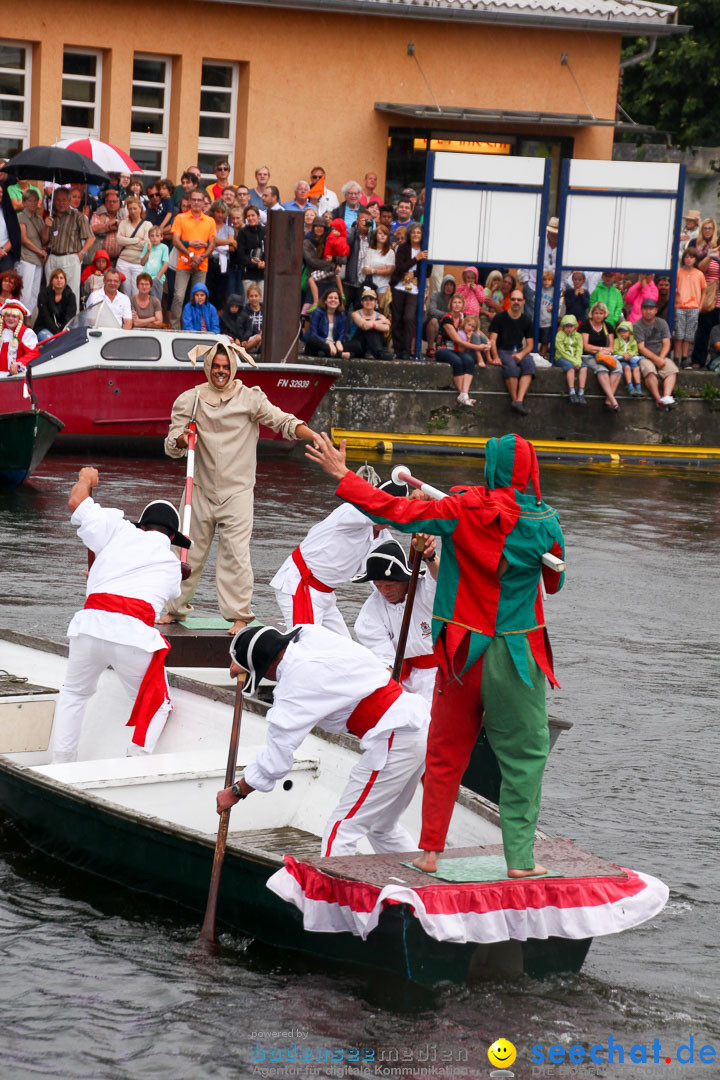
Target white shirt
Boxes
[1,325,38,354]
[67,497,182,653]
[244,626,429,792]
[355,572,437,702]
[0,209,9,248]
[86,288,132,325]
[270,503,390,593]
[317,189,339,216]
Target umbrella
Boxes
[54,138,140,175]
[3,145,110,185]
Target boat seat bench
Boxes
[31,749,320,789]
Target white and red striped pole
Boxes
[180,390,200,572]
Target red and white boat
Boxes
[0,325,338,452]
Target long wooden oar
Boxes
[391,535,427,684]
[197,673,245,945]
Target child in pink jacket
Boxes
[456,266,486,317]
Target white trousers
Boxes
[51,633,171,763]
[117,258,142,298]
[274,587,350,638]
[321,727,427,857]
[16,260,43,314]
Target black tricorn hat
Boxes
[229,624,301,696]
[353,539,420,584]
[134,500,191,549]
[378,478,409,498]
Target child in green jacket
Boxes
[614,320,643,396]
[553,313,587,405]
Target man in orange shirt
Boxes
[170,190,217,329]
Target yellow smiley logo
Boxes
[488,1039,517,1069]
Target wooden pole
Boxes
[391,536,427,684]
[197,674,245,944]
[262,210,304,364]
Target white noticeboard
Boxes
[562,160,680,270]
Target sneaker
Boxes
[660,394,676,407]
[568,389,578,404]
[577,391,587,406]
[511,399,529,416]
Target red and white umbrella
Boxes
[54,138,140,175]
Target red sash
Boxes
[83,592,171,747]
[345,677,403,739]
[400,652,437,684]
[291,547,334,624]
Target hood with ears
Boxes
[484,433,541,503]
[330,218,347,239]
[187,336,257,404]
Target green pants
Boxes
[481,635,550,869]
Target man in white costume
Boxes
[51,468,187,763]
[353,538,439,705]
[216,624,429,857]
[270,479,406,636]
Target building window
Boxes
[130,54,171,182]
[0,41,31,158]
[197,60,238,182]
[61,48,102,139]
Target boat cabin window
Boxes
[100,337,162,361]
[172,338,213,362]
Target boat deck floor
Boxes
[228,826,321,861]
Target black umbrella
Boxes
[3,145,110,185]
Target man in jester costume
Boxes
[307,431,565,878]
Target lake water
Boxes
[0,451,718,1080]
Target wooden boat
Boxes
[0,628,668,987]
[0,407,64,488]
[0,326,338,453]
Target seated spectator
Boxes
[237,205,266,300]
[0,269,23,304]
[303,220,334,307]
[634,298,677,410]
[389,223,427,359]
[580,301,621,411]
[359,171,383,207]
[283,181,310,213]
[206,158,231,202]
[500,272,517,310]
[563,270,590,324]
[674,248,706,368]
[347,287,391,359]
[708,323,720,370]
[435,294,490,406]
[488,289,536,415]
[625,273,658,323]
[206,198,235,306]
[182,281,219,333]
[219,293,243,340]
[336,181,362,230]
[143,226,169,302]
[34,268,77,340]
[423,273,456,359]
[308,217,348,308]
[86,268,133,329]
[16,188,46,314]
[236,284,264,354]
[537,271,555,358]
[81,249,112,298]
[553,314,587,404]
[249,166,271,209]
[261,186,283,214]
[614,320,643,395]
[589,271,623,329]
[456,267,486,317]
[344,209,373,311]
[116,197,152,297]
[131,272,163,328]
[0,299,38,375]
[304,288,350,358]
[391,198,413,236]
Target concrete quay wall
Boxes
[309,359,720,454]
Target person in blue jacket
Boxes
[182,282,220,333]
[303,287,350,358]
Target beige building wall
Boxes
[2,3,621,194]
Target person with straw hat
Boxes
[160,338,320,636]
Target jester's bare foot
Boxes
[412,851,438,873]
[228,619,248,636]
[507,864,548,878]
[157,613,184,625]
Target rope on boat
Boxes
[0,670,28,686]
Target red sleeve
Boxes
[336,472,463,536]
[541,540,564,595]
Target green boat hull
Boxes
[0,409,64,488]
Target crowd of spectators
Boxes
[0,158,717,411]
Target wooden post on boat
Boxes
[197,674,245,945]
[391,535,427,684]
[262,210,304,364]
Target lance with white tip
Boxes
[180,389,200,576]
[390,463,565,574]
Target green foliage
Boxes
[673,384,689,400]
[700,380,720,401]
[620,2,720,148]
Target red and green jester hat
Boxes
[335,433,565,687]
